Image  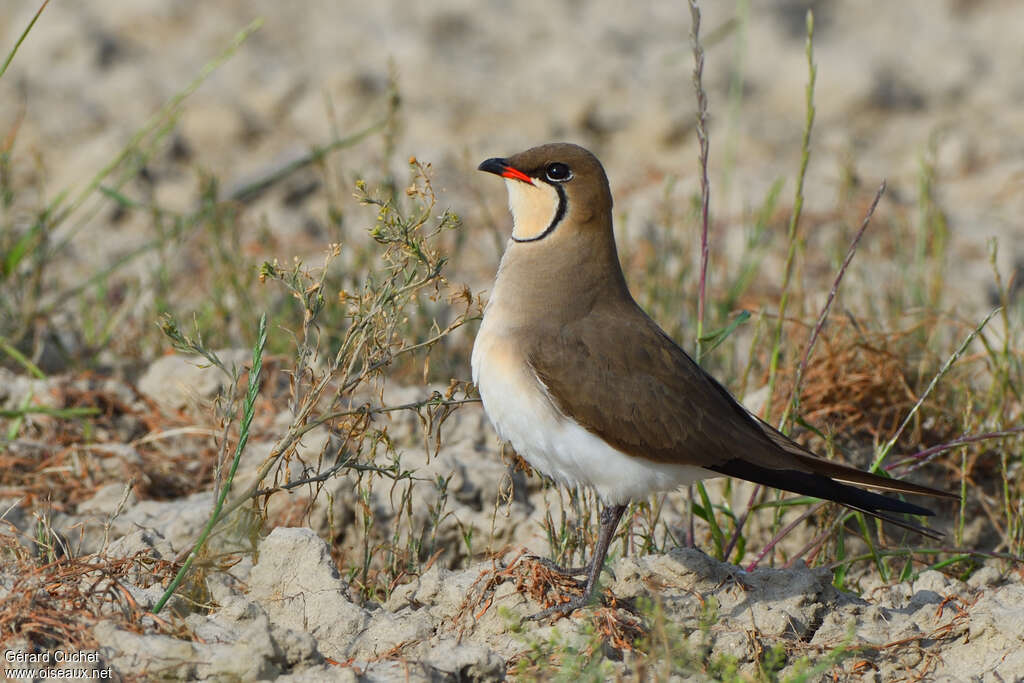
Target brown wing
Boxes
[528,298,956,505]
[527,301,792,470]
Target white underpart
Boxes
[505,177,559,241]
[472,293,711,505]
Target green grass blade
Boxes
[98,185,143,210]
[152,312,267,615]
[698,310,751,355]
[2,222,42,279]
[832,529,848,590]
[0,406,100,419]
[5,390,33,440]
[0,335,46,378]
[695,481,724,558]
[0,0,49,80]
[765,9,815,425]
[854,511,888,582]
[870,307,1000,472]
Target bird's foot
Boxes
[524,592,594,622]
[719,564,751,592]
[526,555,591,577]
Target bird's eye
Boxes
[545,162,572,183]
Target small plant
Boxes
[152,156,476,607]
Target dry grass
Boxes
[775,318,960,453]
[0,361,314,510]
[1,380,218,508]
[0,532,184,653]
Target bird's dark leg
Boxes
[686,484,696,548]
[526,503,628,621]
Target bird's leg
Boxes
[526,503,627,621]
[685,484,696,548]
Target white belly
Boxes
[471,320,710,505]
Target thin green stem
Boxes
[0,406,99,419]
[0,335,46,379]
[153,313,267,615]
[765,9,815,425]
[870,307,1000,472]
[0,0,49,79]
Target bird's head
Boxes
[478,143,612,243]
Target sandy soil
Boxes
[0,362,1021,680]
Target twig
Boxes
[746,502,826,571]
[131,427,222,446]
[886,426,1024,474]
[227,119,388,203]
[779,181,886,430]
[722,485,759,560]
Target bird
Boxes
[471,142,956,620]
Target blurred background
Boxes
[2,1,1022,373]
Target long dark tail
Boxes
[708,458,949,540]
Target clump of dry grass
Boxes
[0,371,275,509]
[777,318,960,453]
[0,532,184,654]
